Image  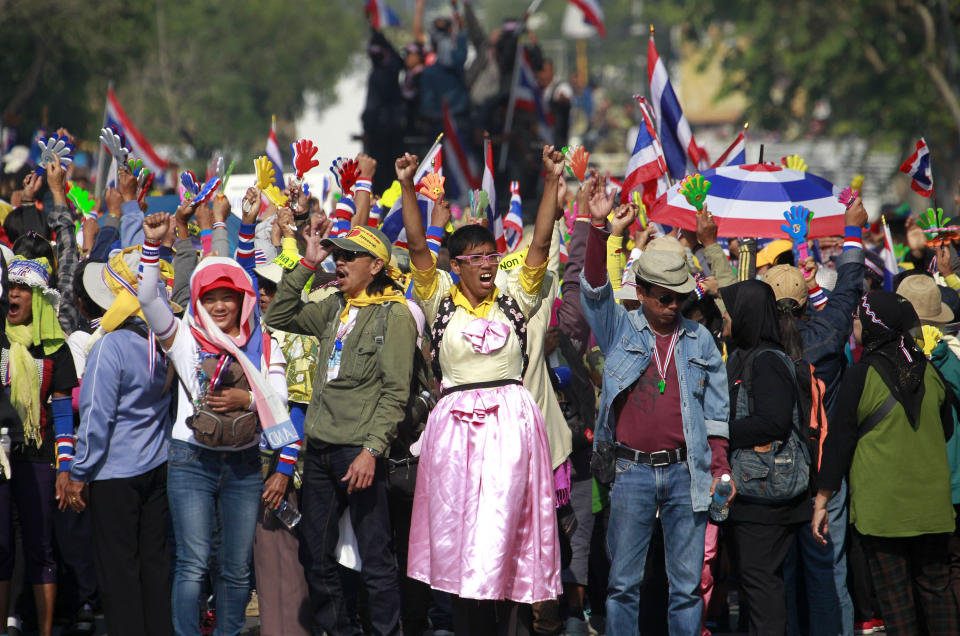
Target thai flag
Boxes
[505,181,524,252]
[380,136,443,247]
[365,0,401,29]
[710,131,746,169]
[621,96,668,205]
[481,138,507,252]
[648,34,706,180]
[105,88,168,179]
[512,49,553,143]
[442,100,478,202]
[899,138,934,198]
[265,117,285,189]
[568,0,606,37]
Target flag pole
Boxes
[498,0,542,172]
[94,80,112,202]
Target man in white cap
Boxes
[578,204,731,634]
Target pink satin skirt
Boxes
[407,383,562,603]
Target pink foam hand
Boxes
[292,139,320,180]
[838,187,859,209]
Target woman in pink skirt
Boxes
[397,147,564,635]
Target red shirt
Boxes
[614,331,685,453]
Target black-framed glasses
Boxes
[332,249,371,262]
[454,252,504,267]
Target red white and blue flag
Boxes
[481,138,507,252]
[710,131,747,169]
[621,96,668,206]
[505,181,524,252]
[648,35,706,180]
[442,101,479,202]
[265,117,285,189]
[899,138,934,198]
[511,49,553,143]
[380,135,443,247]
[568,0,606,37]
[105,88,169,178]
[365,0,401,29]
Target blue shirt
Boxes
[580,272,730,512]
[73,326,172,482]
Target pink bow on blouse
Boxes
[461,317,511,354]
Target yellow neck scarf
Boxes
[5,293,64,447]
[450,284,499,319]
[340,287,407,323]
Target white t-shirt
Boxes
[165,319,287,449]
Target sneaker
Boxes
[564,616,591,635]
[854,621,875,635]
[245,590,260,617]
[871,618,886,632]
[200,608,216,636]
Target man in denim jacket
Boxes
[579,210,730,635]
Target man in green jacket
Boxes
[265,219,417,636]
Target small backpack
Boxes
[731,349,825,503]
[369,302,436,453]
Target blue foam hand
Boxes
[35,135,74,174]
[194,177,222,205]
[780,205,813,244]
[99,126,128,163]
[180,171,200,198]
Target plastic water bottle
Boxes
[0,428,10,456]
[272,501,302,529]
[709,474,733,523]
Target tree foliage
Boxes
[645,0,960,150]
[1,0,364,157]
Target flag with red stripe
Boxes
[648,34,705,180]
[621,96,668,205]
[898,138,934,198]
[442,101,479,201]
[568,0,606,37]
[709,131,746,169]
[105,88,168,178]
[481,138,506,251]
[505,181,524,252]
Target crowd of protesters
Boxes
[3,122,960,636]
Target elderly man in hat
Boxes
[578,204,730,635]
[265,221,417,636]
[64,246,175,636]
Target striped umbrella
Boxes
[650,163,845,239]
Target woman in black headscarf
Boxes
[721,280,813,635]
[815,291,958,634]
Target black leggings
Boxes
[451,596,533,636]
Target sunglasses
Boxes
[650,291,689,306]
[332,249,371,262]
[454,252,503,267]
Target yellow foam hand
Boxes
[255,156,276,191]
[921,324,943,357]
[379,180,402,209]
[851,174,864,192]
[631,191,649,228]
[783,155,808,172]
[263,185,288,208]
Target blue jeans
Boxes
[606,459,706,635]
[785,478,853,635]
[167,440,262,636]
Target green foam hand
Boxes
[916,207,949,239]
[679,173,711,211]
[67,186,97,218]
